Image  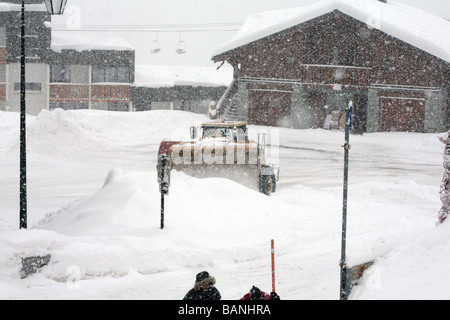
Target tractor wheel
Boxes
[259,175,275,195]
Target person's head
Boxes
[249,286,263,300]
[194,271,216,291]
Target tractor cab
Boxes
[191,120,249,142]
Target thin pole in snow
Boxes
[19,0,27,230]
[157,153,170,230]
[271,239,275,293]
[160,193,164,229]
[340,101,352,300]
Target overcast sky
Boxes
[50,0,450,67]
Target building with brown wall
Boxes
[212,0,450,133]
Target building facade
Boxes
[131,85,226,114]
[0,4,137,114]
[0,3,226,116]
[47,49,135,112]
[212,5,450,133]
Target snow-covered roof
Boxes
[212,0,450,64]
[0,2,47,12]
[134,65,233,87]
[51,32,135,52]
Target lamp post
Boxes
[19,0,68,229]
[43,0,68,15]
[19,0,26,229]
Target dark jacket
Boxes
[239,286,280,300]
[183,271,221,300]
[183,285,221,300]
[240,291,271,300]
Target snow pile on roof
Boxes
[0,2,47,12]
[134,64,233,87]
[51,32,134,52]
[0,3,14,11]
[212,0,450,63]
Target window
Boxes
[92,67,130,83]
[0,27,5,47]
[105,68,116,82]
[108,102,129,111]
[284,55,295,66]
[0,65,6,82]
[332,46,343,65]
[14,82,41,92]
[92,67,105,83]
[382,59,394,71]
[345,47,355,66]
[202,126,248,141]
[236,126,248,140]
[50,102,89,110]
[332,46,355,66]
[117,67,129,82]
[51,65,71,83]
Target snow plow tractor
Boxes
[157,120,279,195]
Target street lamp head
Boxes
[44,0,68,15]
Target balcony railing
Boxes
[91,84,130,102]
[49,83,131,103]
[299,64,371,88]
[50,84,90,102]
[0,83,6,101]
[0,47,6,65]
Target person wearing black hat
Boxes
[183,271,221,300]
[240,286,280,300]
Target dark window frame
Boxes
[332,46,355,66]
[50,65,71,83]
[382,59,394,71]
[49,101,89,110]
[14,82,41,92]
[92,67,130,83]
[284,54,295,66]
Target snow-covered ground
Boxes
[0,108,448,300]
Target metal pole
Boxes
[19,0,27,229]
[160,193,164,229]
[340,101,352,300]
[157,154,170,229]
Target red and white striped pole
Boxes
[271,239,275,293]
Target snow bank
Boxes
[0,167,303,283]
[20,109,208,160]
[351,221,450,300]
